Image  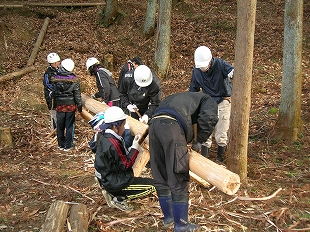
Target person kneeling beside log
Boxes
[94,106,155,212]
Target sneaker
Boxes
[58,146,64,150]
[101,189,113,207]
[64,147,73,152]
[110,197,133,212]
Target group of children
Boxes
[43,47,234,232]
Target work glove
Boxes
[131,134,142,151]
[91,94,96,99]
[191,141,201,152]
[228,69,234,79]
[139,114,149,124]
[127,104,138,113]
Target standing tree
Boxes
[275,0,303,141]
[101,0,118,27]
[227,0,257,183]
[143,0,157,38]
[154,0,172,78]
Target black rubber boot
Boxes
[201,145,209,158]
[158,196,174,227]
[173,202,198,232]
[217,146,226,162]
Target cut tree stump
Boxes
[103,53,114,72]
[41,201,90,232]
[0,127,13,147]
[81,94,241,195]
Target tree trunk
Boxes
[275,0,303,141]
[154,0,171,79]
[102,0,118,27]
[227,0,257,184]
[143,0,157,38]
[0,127,13,148]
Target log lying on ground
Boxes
[41,200,89,232]
[0,66,36,83]
[0,3,105,8]
[27,17,50,66]
[81,94,241,195]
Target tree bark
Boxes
[0,66,36,83]
[0,3,105,8]
[227,0,257,184]
[27,17,50,66]
[154,0,171,79]
[143,0,157,38]
[275,0,303,141]
[68,204,90,232]
[102,0,118,27]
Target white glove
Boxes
[127,104,138,113]
[139,114,149,124]
[91,94,96,99]
[124,122,130,130]
[131,134,141,151]
[228,69,234,79]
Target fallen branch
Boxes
[237,188,282,201]
[0,66,36,83]
[27,17,50,66]
[46,128,57,139]
[31,178,95,202]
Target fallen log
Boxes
[41,201,90,232]
[27,17,50,66]
[81,94,241,195]
[0,66,36,83]
[0,3,105,8]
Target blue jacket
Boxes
[189,58,234,104]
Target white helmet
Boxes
[47,53,60,63]
[104,106,128,123]
[61,58,75,72]
[86,57,99,71]
[194,46,212,68]
[134,65,153,87]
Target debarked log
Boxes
[81,94,241,195]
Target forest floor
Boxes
[0,0,310,231]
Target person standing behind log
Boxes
[43,52,61,131]
[51,58,82,151]
[94,106,155,212]
[86,57,120,106]
[119,65,162,124]
[118,57,143,92]
[148,92,218,231]
[189,46,234,162]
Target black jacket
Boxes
[119,72,162,118]
[94,130,139,193]
[43,66,58,110]
[153,92,218,143]
[51,69,82,112]
[93,67,120,103]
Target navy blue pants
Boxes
[56,111,75,149]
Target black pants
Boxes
[56,111,75,149]
[149,117,190,196]
[109,177,155,201]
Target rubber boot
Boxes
[217,146,226,162]
[201,145,209,158]
[158,196,174,227]
[173,202,198,232]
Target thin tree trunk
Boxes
[154,0,172,79]
[275,0,303,141]
[227,0,257,184]
[143,0,157,38]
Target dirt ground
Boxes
[0,0,310,231]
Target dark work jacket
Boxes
[94,130,139,193]
[189,58,234,104]
[43,66,58,110]
[119,72,162,118]
[94,67,120,103]
[153,92,218,144]
[51,69,82,112]
[118,61,134,90]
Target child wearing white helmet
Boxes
[94,106,155,212]
[43,52,61,131]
